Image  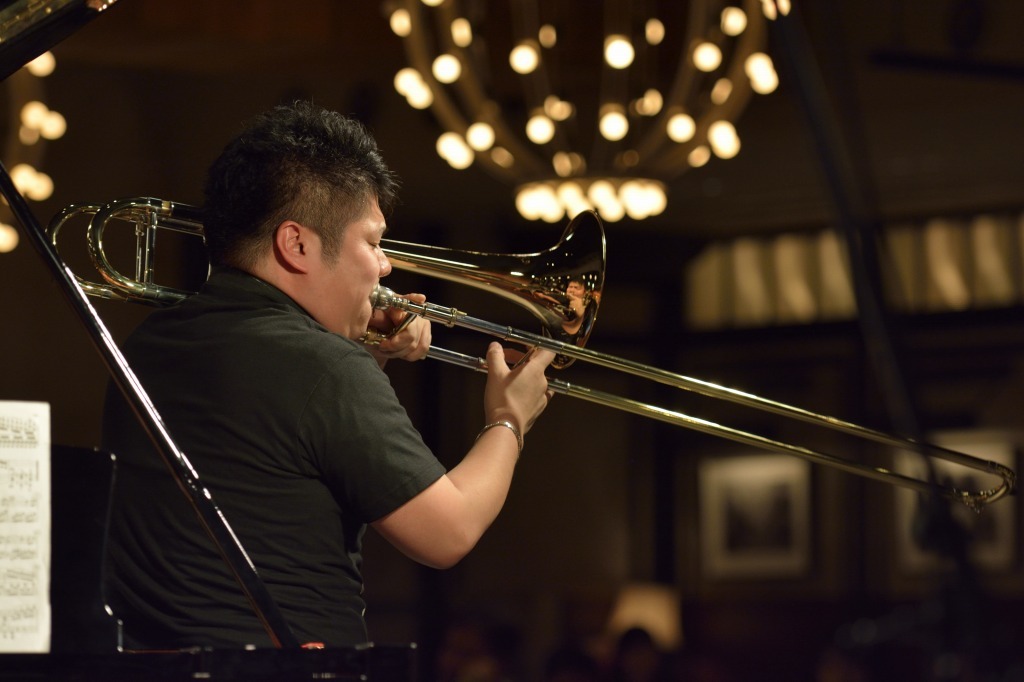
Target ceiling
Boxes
[33,0,1024,247]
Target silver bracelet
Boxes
[476,420,523,456]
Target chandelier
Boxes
[386,0,789,223]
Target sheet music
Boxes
[0,401,50,653]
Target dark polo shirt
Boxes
[102,267,444,648]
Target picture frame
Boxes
[892,429,1019,575]
[698,454,812,580]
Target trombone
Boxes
[49,196,1017,511]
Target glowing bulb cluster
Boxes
[517,178,666,223]
[394,67,433,109]
[10,163,53,201]
[386,1,782,222]
[1,50,64,254]
[21,100,66,143]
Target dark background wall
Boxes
[1,1,1023,679]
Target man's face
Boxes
[305,198,391,339]
[566,280,586,298]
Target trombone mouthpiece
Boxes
[369,284,400,310]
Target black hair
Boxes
[203,100,399,269]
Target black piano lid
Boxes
[0,0,119,81]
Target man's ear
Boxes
[273,220,310,273]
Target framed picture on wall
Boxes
[698,454,812,580]
[893,429,1019,574]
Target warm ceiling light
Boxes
[667,113,696,142]
[393,67,420,95]
[645,19,665,45]
[19,126,40,145]
[21,101,48,128]
[516,183,562,223]
[25,51,55,77]
[432,54,461,83]
[526,114,555,144]
[389,8,412,37]
[552,151,584,177]
[587,180,615,206]
[746,52,779,93]
[693,42,723,71]
[11,163,53,201]
[406,86,433,109]
[436,132,474,169]
[621,180,666,220]
[543,95,573,121]
[465,122,495,151]
[688,145,711,167]
[450,18,472,46]
[40,111,66,140]
[552,151,573,177]
[0,223,19,253]
[509,41,540,74]
[634,89,663,116]
[721,7,747,36]
[391,1,783,221]
[394,67,433,109]
[711,78,733,104]
[598,105,628,141]
[604,35,634,69]
[538,24,557,48]
[708,120,740,158]
[0,52,66,242]
[490,146,514,168]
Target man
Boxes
[101,101,554,650]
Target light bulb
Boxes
[526,114,555,144]
[604,35,634,69]
[645,19,665,45]
[20,101,48,129]
[708,120,740,158]
[538,24,557,48]
[721,7,747,36]
[0,223,19,253]
[465,122,495,151]
[451,18,472,47]
[436,132,474,169]
[490,147,514,168]
[599,107,628,141]
[667,113,695,142]
[746,53,779,94]
[432,54,461,83]
[509,42,540,74]
[40,111,66,140]
[688,145,711,167]
[693,42,722,72]
[389,9,411,37]
[711,78,732,104]
[25,51,55,77]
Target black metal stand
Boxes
[0,162,299,649]
[770,4,1001,677]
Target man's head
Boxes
[203,101,399,270]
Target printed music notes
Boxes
[0,401,50,652]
